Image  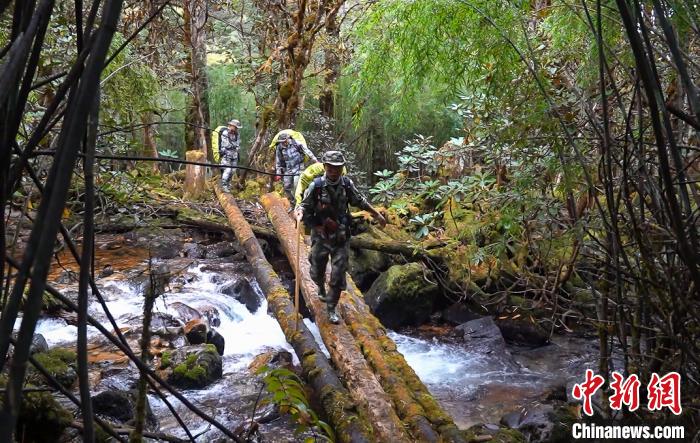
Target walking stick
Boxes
[294,217,302,331]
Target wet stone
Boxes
[183,242,207,259]
[221,278,261,313]
[184,318,208,345]
[92,389,158,429]
[170,301,203,323]
[30,334,49,355]
[205,241,243,258]
[456,317,508,354]
[442,302,484,326]
[207,329,225,356]
[162,344,223,389]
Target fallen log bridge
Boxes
[261,192,466,443]
[214,186,372,443]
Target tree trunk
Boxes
[183,0,210,158]
[143,0,162,173]
[261,193,411,443]
[319,5,340,118]
[142,113,159,173]
[262,193,466,443]
[214,186,372,443]
[184,150,206,198]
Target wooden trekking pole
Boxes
[294,217,302,330]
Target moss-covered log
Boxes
[214,186,371,443]
[262,192,465,443]
[342,280,466,442]
[260,193,411,443]
[348,235,444,261]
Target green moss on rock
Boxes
[166,344,222,389]
[364,262,440,329]
[27,348,77,388]
[16,391,72,443]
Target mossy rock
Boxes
[166,344,222,389]
[26,348,77,389]
[364,262,440,329]
[348,233,390,291]
[15,391,72,443]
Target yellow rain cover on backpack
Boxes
[211,125,226,163]
[269,129,308,151]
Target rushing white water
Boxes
[22,262,294,371]
[19,255,598,435]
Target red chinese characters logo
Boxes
[572,370,682,416]
[572,369,605,416]
[609,371,641,412]
[647,372,682,415]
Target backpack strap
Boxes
[313,176,325,202]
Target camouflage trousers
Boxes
[282,173,299,204]
[220,153,238,190]
[308,230,349,310]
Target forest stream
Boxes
[18,231,601,441]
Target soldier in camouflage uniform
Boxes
[298,151,387,323]
[275,132,318,203]
[220,119,242,192]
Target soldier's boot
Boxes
[326,287,342,324]
[315,281,328,302]
[327,305,340,324]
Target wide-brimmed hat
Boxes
[228,119,242,128]
[322,151,346,166]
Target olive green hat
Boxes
[322,151,346,166]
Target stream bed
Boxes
[20,233,600,440]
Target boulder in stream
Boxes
[456,317,507,354]
[364,262,440,329]
[125,227,184,259]
[30,333,49,355]
[92,389,158,429]
[207,329,225,356]
[184,318,208,345]
[496,318,550,347]
[183,242,206,259]
[205,241,244,259]
[441,301,483,325]
[161,344,222,389]
[26,347,77,388]
[221,278,261,313]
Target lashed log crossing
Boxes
[257,195,411,443]
[214,186,371,443]
[261,192,466,443]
